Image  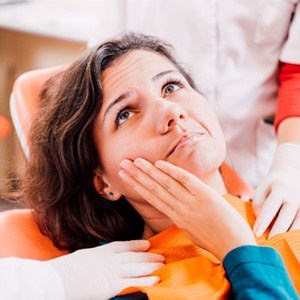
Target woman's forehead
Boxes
[101,49,178,88]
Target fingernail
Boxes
[152,276,160,285]
[253,222,258,233]
[118,170,128,180]
[155,160,165,169]
[155,160,162,168]
[134,158,149,168]
[254,225,263,238]
[120,159,130,170]
[134,239,150,247]
[253,220,261,235]
[133,158,144,168]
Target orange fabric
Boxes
[220,164,253,200]
[275,62,300,130]
[0,115,11,139]
[121,194,300,300]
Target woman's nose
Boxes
[156,101,187,134]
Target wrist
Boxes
[47,257,73,299]
[270,142,300,171]
[277,117,300,144]
[48,254,93,300]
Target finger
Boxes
[101,240,151,253]
[116,252,165,264]
[252,179,271,216]
[253,192,282,237]
[268,202,298,238]
[122,159,188,202]
[289,212,300,231]
[133,158,190,199]
[119,262,164,278]
[119,161,182,217]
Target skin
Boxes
[277,117,300,145]
[93,49,256,259]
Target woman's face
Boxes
[93,49,226,202]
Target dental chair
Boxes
[0,67,253,299]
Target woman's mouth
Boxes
[169,132,205,155]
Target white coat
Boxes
[0,258,64,299]
[91,0,300,187]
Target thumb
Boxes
[100,240,151,253]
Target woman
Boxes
[90,0,300,238]
[22,33,299,299]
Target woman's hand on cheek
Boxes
[119,158,256,261]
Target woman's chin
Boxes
[167,152,222,178]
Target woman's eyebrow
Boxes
[152,70,179,81]
[102,91,131,125]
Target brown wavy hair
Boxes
[21,32,197,252]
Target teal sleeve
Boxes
[223,245,299,299]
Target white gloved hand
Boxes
[48,240,164,300]
[253,143,300,238]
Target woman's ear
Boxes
[93,168,121,201]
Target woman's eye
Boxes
[116,109,134,126]
[163,82,181,95]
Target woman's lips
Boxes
[173,132,205,154]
